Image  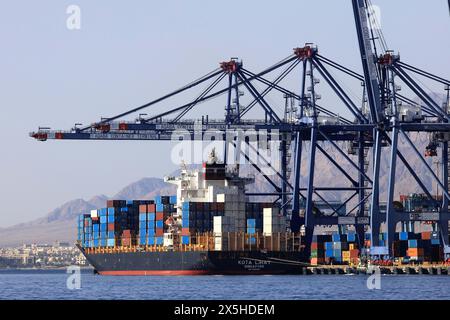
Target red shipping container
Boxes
[311,242,319,250]
[350,249,359,258]
[122,229,131,236]
[181,228,190,236]
[155,229,164,237]
[156,212,164,220]
[148,204,156,212]
[139,204,147,213]
[421,232,431,240]
[108,223,115,231]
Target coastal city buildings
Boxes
[0,242,86,268]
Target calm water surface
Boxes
[0,269,449,300]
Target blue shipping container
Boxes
[247,219,256,228]
[325,249,334,258]
[155,237,163,245]
[139,213,147,221]
[347,232,356,242]
[107,215,115,223]
[147,213,155,220]
[147,237,155,245]
[408,240,418,248]
[182,202,191,210]
[156,220,164,228]
[247,227,256,234]
[169,195,177,204]
[156,204,164,212]
[399,232,408,241]
[139,236,146,246]
[332,233,341,242]
[181,236,190,245]
[106,239,115,247]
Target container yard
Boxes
[31,0,450,275]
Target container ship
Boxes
[77,149,449,275]
[77,151,310,275]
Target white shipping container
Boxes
[213,216,233,234]
[214,236,228,251]
[90,210,98,218]
[216,194,225,202]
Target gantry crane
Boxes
[31,0,450,260]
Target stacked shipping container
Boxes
[79,199,154,248]
[311,232,359,265]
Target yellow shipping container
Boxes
[342,251,350,261]
[349,244,355,250]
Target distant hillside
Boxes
[0,177,175,247]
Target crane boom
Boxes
[352,0,383,123]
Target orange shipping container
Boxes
[155,229,164,237]
[121,237,131,246]
[181,228,190,236]
[148,204,156,212]
[156,212,164,220]
[407,248,424,257]
[310,258,324,265]
[139,204,147,213]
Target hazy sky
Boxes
[0,0,449,227]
